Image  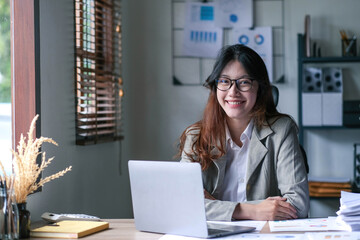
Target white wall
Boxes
[27,0,360,220]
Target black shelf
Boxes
[300,56,360,63]
[303,126,360,130]
[310,196,340,199]
[297,33,360,144]
[302,126,345,129]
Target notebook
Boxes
[30,220,109,238]
[128,160,255,238]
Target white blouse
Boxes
[219,120,254,202]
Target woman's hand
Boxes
[254,196,298,220]
[204,190,216,200]
[233,196,298,220]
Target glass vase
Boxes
[0,187,19,240]
[17,203,30,239]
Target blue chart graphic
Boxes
[200,6,214,21]
[190,31,217,43]
[238,34,265,45]
[229,14,238,23]
[254,34,264,45]
[238,35,249,45]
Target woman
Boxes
[178,44,309,221]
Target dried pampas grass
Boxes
[0,115,72,203]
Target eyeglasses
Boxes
[215,77,254,92]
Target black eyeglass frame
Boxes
[215,77,255,92]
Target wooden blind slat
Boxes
[77,123,116,130]
[77,74,115,82]
[79,110,116,115]
[77,81,114,88]
[79,103,115,108]
[78,97,115,102]
[75,66,117,76]
[78,116,116,122]
[78,129,118,136]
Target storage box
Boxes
[302,93,322,126]
[321,68,343,126]
[322,93,343,126]
[302,67,322,93]
[302,67,322,126]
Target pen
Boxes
[346,36,356,54]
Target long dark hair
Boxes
[178,44,285,170]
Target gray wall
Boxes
[27,0,360,220]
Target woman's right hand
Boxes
[233,196,298,220]
[204,190,216,200]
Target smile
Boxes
[226,100,245,105]
[227,101,242,105]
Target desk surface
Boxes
[28,219,299,240]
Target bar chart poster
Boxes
[232,27,273,82]
[182,2,223,58]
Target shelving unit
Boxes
[297,34,360,215]
[297,33,360,144]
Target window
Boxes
[0,0,11,172]
[74,0,123,145]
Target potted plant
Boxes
[0,115,72,238]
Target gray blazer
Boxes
[180,116,310,221]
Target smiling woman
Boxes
[177,44,310,222]
[0,0,12,173]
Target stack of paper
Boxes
[308,177,351,197]
[336,191,360,231]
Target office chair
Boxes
[271,85,309,174]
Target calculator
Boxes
[41,212,101,223]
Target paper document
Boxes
[231,27,273,82]
[160,233,305,240]
[269,218,332,232]
[214,0,253,28]
[182,2,223,58]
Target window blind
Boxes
[74,0,123,145]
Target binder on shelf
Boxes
[354,144,360,190]
[302,67,322,126]
[322,67,343,126]
[343,101,360,127]
[304,15,311,57]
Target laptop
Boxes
[128,160,255,238]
